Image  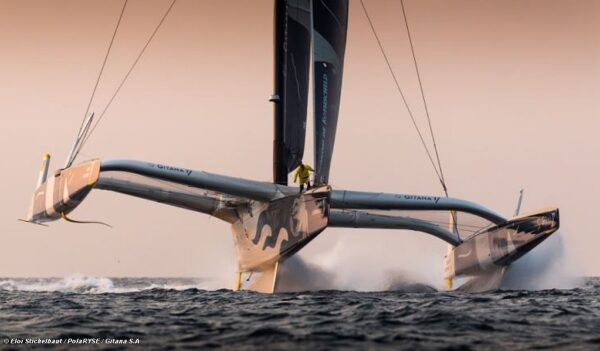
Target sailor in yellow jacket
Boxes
[293,162,314,192]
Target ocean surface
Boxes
[1,276,599,350]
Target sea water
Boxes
[1,276,599,350]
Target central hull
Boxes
[231,186,330,274]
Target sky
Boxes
[1,0,598,285]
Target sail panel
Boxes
[312,0,349,185]
[274,0,312,183]
[283,0,312,172]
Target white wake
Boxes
[0,274,220,294]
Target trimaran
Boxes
[24,0,559,293]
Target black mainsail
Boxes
[273,0,312,185]
[312,0,349,185]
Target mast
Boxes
[272,0,287,185]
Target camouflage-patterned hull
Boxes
[444,208,560,279]
[231,186,329,273]
[26,160,101,223]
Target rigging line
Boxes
[400,0,448,196]
[359,0,444,185]
[70,0,128,166]
[73,0,178,161]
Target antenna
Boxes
[36,153,51,188]
[514,189,524,217]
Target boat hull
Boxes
[26,160,101,223]
[231,186,330,273]
[445,208,560,279]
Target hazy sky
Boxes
[1,0,598,284]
